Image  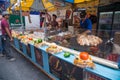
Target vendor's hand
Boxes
[85,30,91,34]
[81,32,87,35]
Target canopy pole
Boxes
[19,0,24,33]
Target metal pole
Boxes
[44,10,47,41]
[19,0,24,32]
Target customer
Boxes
[80,11,92,34]
[1,11,15,61]
[0,14,3,57]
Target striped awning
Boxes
[64,0,91,3]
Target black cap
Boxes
[80,11,86,18]
[52,14,57,18]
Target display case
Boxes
[97,2,120,39]
[13,36,120,80]
[12,29,120,80]
[96,2,120,61]
[113,11,120,31]
[97,12,113,39]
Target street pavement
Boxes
[0,47,51,80]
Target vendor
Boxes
[40,12,45,28]
[80,11,92,34]
[56,18,63,32]
[44,10,51,27]
[51,14,58,29]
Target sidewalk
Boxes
[0,47,51,80]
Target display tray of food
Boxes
[44,42,95,68]
[77,34,103,46]
[46,43,63,54]
[12,30,45,45]
[74,52,95,68]
[47,31,73,48]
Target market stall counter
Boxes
[12,30,120,80]
[86,63,120,80]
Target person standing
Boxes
[56,18,63,32]
[80,11,92,34]
[45,10,51,27]
[0,14,3,57]
[51,14,58,29]
[40,12,45,28]
[1,11,15,61]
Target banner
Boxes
[9,14,25,28]
[25,14,40,29]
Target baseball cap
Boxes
[2,11,10,16]
[52,14,57,18]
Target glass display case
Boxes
[97,2,120,39]
[97,2,120,61]
[112,11,120,46]
[98,12,113,39]
[12,28,120,80]
[113,11,120,30]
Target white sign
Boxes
[25,14,40,29]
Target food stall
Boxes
[12,29,120,80]
[9,0,120,80]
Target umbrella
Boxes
[64,0,91,4]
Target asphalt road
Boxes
[0,47,51,80]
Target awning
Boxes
[11,0,34,11]
[31,0,45,11]
[64,0,91,4]
[42,0,57,12]
[0,0,6,1]
[10,0,55,11]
